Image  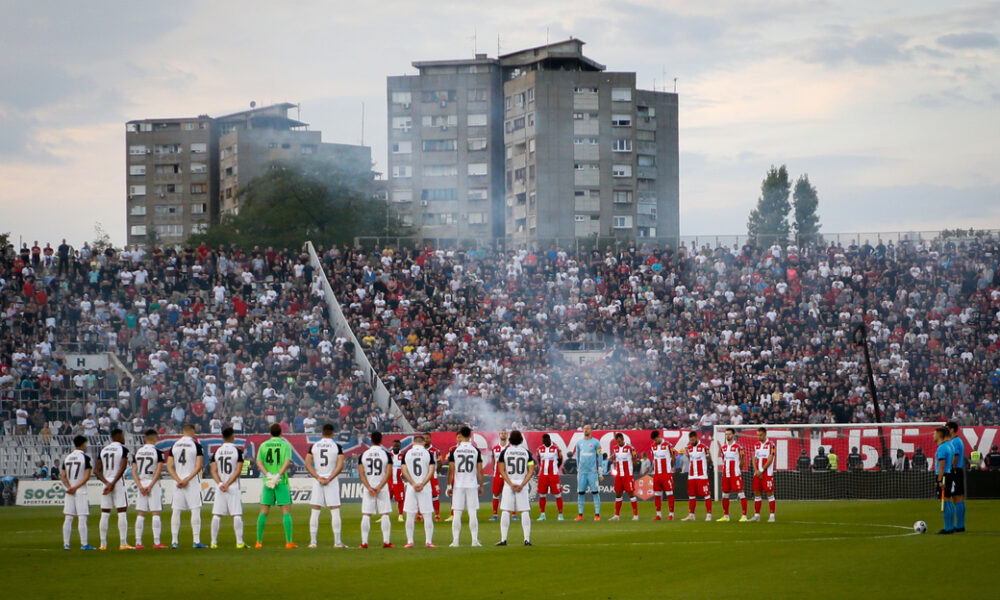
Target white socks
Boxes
[331,509,342,545]
[520,511,531,542]
[118,512,128,545]
[190,512,201,544]
[500,511,511,541]
[211,516,221,545]
[233,516,244,545]
[151,515,161,545]
[171,510,181,544]
[99,512,110,546]
[423,512,434,544]
[379,514,391,544]
[361,515,371,545]
[405,513,415,544]
[63,515,74,546]
[469,509,479,542]
[135,515,145,544]
[452,509,463,544]
[310,509,321,544]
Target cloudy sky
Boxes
[1,0,998,246]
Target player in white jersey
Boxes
[132,429,166,548]
[95,429,133,550]
[209,427,245,549]
[304,423,346,548]
[358,431,394,548]
[166,424,206,548]
[496,430,535,546]
[401,435,436,548]
[447,426,484,547]
[61,435,96,550]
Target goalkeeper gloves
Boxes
[264,473,281,489]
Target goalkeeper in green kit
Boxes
[255,423,297,548]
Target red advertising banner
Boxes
[159,426,998,474]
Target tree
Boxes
[192,159,407,249]
[747,165,791,246]
[93,222,113,253]
[792,174,822,246]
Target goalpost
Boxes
[711,423,945,501]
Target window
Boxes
[612,114,632,127]
[468,188,488,200]
[422,139,456,152]
[391,165,412,178]
[514,92,525,107]
[424,165,458,177]
[613,216,633,229]
[129,185,146,196]
[527,112,534,126]
[154,224,184,236]
[637,130,656,141]
[574,163,599,170]
[574,137,599,145]
[392,189,413,203]
[505,117,525,133]
[421,188,457,201]
[191,203,207,214]
[528,138,535,154]
[183,122,195,131]
[612,139,633,152]
[613,190,633,204]
[153,184,177,194]
[467,113,487,127]
[154,164,181,175]
[130,205,146,216]
[190,223,208,234]
[130,225,147,236]
[420,90,456,103]
[154,144,180,155]
[468,163,488,176]
[573,87,599,94]
[392,141,413,154]
[638,155,656,167]
[467,138,487,151]
[190,162,207,173]
[468,212,488,224]
[514,167,526,182]
[612,88,633,102]
[129,145,147,155]
[421,115,458,127]
[467,88,488,102]
[154,205,182,216]
[575,215,587,222]
[190,143,207,153]
[527,88,534,102]
[613,164,633,177]
[129,165,146,176]
[391,117,412,131]
[391,91,412,105]
[638,105,656,119]
[300,145,316,155]
[191,184,207,194]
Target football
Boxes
[913,521,927,534]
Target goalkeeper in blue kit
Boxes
[575,425,603,520]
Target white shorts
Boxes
[100,481,128,510]
[212,485,242,516]
[403,484,433,514]
[135,482,163,512]
[311,479,341,508]
[172,480,203,510]
[63,489,90,516]
[451,487,480,512]
[361,486,391,515]
[500,483,530,513]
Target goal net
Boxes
[711,423,944,501]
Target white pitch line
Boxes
[542,531,920,548]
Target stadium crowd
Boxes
[2,234,999,436]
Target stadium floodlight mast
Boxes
[853,322,890,468]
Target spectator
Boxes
[796,449,811,471]
[847,447,864,472]
[911,447,929,471]
[812,447,830,470]
[892,449,910,471]
[985,445,1000,471]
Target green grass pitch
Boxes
[1,500,995,598]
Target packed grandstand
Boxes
[1,235,998,449]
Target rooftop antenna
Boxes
[674,77,678,93]
[361,102,365,146]
[472,26,477,55]
[546,27,550,45]
[497,34,501,56]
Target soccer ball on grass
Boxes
[913,521,927,534]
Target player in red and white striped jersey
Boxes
[489,430,508,521]
[681,431,713,521]
[389,440,405,521]
[718,427,748,522]
[609,433,639,521]
[535,434,564,521]
[649,431,676,521]
[423,434,443,522]
[750,427,776,522]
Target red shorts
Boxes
[389,480,404,502]
[538,474,562,495]
[687,478,710,498]
[653,473,674,492]
[491,476,504,496]
[431,477,441,498]
[614,477,635,495]
[752,475,774,494]
[722,475,743,494]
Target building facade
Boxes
[126,104,371,246]
[386,39,679,245]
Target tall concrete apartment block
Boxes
[387,39,679,245]
[126,103,371,246]
[125,117,219,245]
[386,55,507,239]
